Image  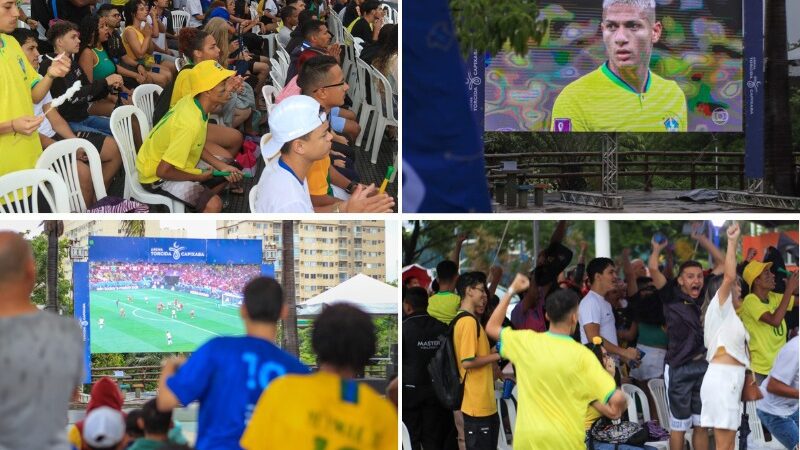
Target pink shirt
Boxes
[274,75,301,104]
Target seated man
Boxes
[136,60,244,213]
[12,28,122,208]
[254,95,394,213]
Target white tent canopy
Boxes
[297,273,398,315]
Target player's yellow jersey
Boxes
[551,62,687,132]
[240,371,398,450]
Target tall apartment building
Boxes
[217,220,386,303]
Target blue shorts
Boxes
[331,106,345,133]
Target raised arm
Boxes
[550,220,567,245]
[648,239,668,289]
[621,248,638,298]
[759,271,798,328]
[156,356,184,411]
[487,265,503,299]
[486,273,528,341]
[691,222,725,275]
[452,232,467,271]
[715,223,740,306]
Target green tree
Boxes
[29,233,71,314]
[121,220,146,237]
[449,0,548,56]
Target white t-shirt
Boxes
[263,0,277,15]
[578,290,618,347]
[255,157,314,213]
[703,291,750,365]
[186,0,204,28]
[757,336,798,417]
[277,24,292,47]
[146,15,168,50]
[35,92,56,138]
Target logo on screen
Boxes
[169,242,186,260]
[554,119,571,132]
[712,108,729,126]
[663,116,680,132]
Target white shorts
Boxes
[629,344,666,380]
[700,363,745,430]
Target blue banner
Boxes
[402,0,491,212]
[467,50,485,134]
[88,237,263,264]
[73,262,92,384]
[743,0,764,178]
[261,263,275,278]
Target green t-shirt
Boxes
[427,291,461,325]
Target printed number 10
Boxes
[242,352,287,390]
[314,437,357,450]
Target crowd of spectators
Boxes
[403,221,799,450]
[1,0,396,213]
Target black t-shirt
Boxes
[342,1,358,27]
[350,17,373,44]
[402,311,447,388]
[658,279,706,368]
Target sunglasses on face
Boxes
[314,80,345,92]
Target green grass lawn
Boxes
[90,288,245,353]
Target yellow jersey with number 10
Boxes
[551,62,687,132]
[240,371,398,450]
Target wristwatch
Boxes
[345,181,357,194]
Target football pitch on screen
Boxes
[90,288,245,353]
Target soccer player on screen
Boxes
[190,310,196,320]
[166,331,173,346]
[98,318,105,329]
[119,307,125,318]
[550,0,687,132]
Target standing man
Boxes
[650,239,709,450]
[452,272,499,450]
[739,261,797,383]
[156,277,309,450]
[427,260,460,325]
[551,0,687,132]
[486,275,628,449]
[579,257,640,372]
[402,287,453,450]
[0,231,84,449]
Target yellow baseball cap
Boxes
[189,60,235,96]
[743,260,773,290]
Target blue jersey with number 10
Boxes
[166,336,309,450]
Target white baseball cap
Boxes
[262,95,327,160]
[83,406,126,449]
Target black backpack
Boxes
[426,311,480,410]
[588,417,649,448]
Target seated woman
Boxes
[12,28,122,207]
[204,18,263,133]
[120,0,174,88]
[40,21,124,136]
[77,14,137,117]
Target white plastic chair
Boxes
[354,58,378,148]
[745,401,786,449]
[170,10,189,34]
[261,85,279,113]
[261,33,277,58]
[622,384,668,450]
[269,57,285,90]
[380,4,397,23]
[648,378,693,450]
[352,36,364,56]
[365,65,397,164]
[0,169,70,213]
[36,138,107,212]
[110,105,184,212]
[132,84,163,129]
[17,19,30,29]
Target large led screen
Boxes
[485,0,743,132]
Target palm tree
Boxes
[42,220,63,313]
[121,220,145,237]
[281,220,299,356]
[764,0,795,195]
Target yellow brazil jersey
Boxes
[499,328,616,450]
[454,313,497,417]
[551,62,687,132]
[0,34,43,179]
[137,96,208,184]
[170,67,195,107]
[738,292,795,374]
[427,291,461,325]
[240,371,398,450]
[308,157,332,197]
